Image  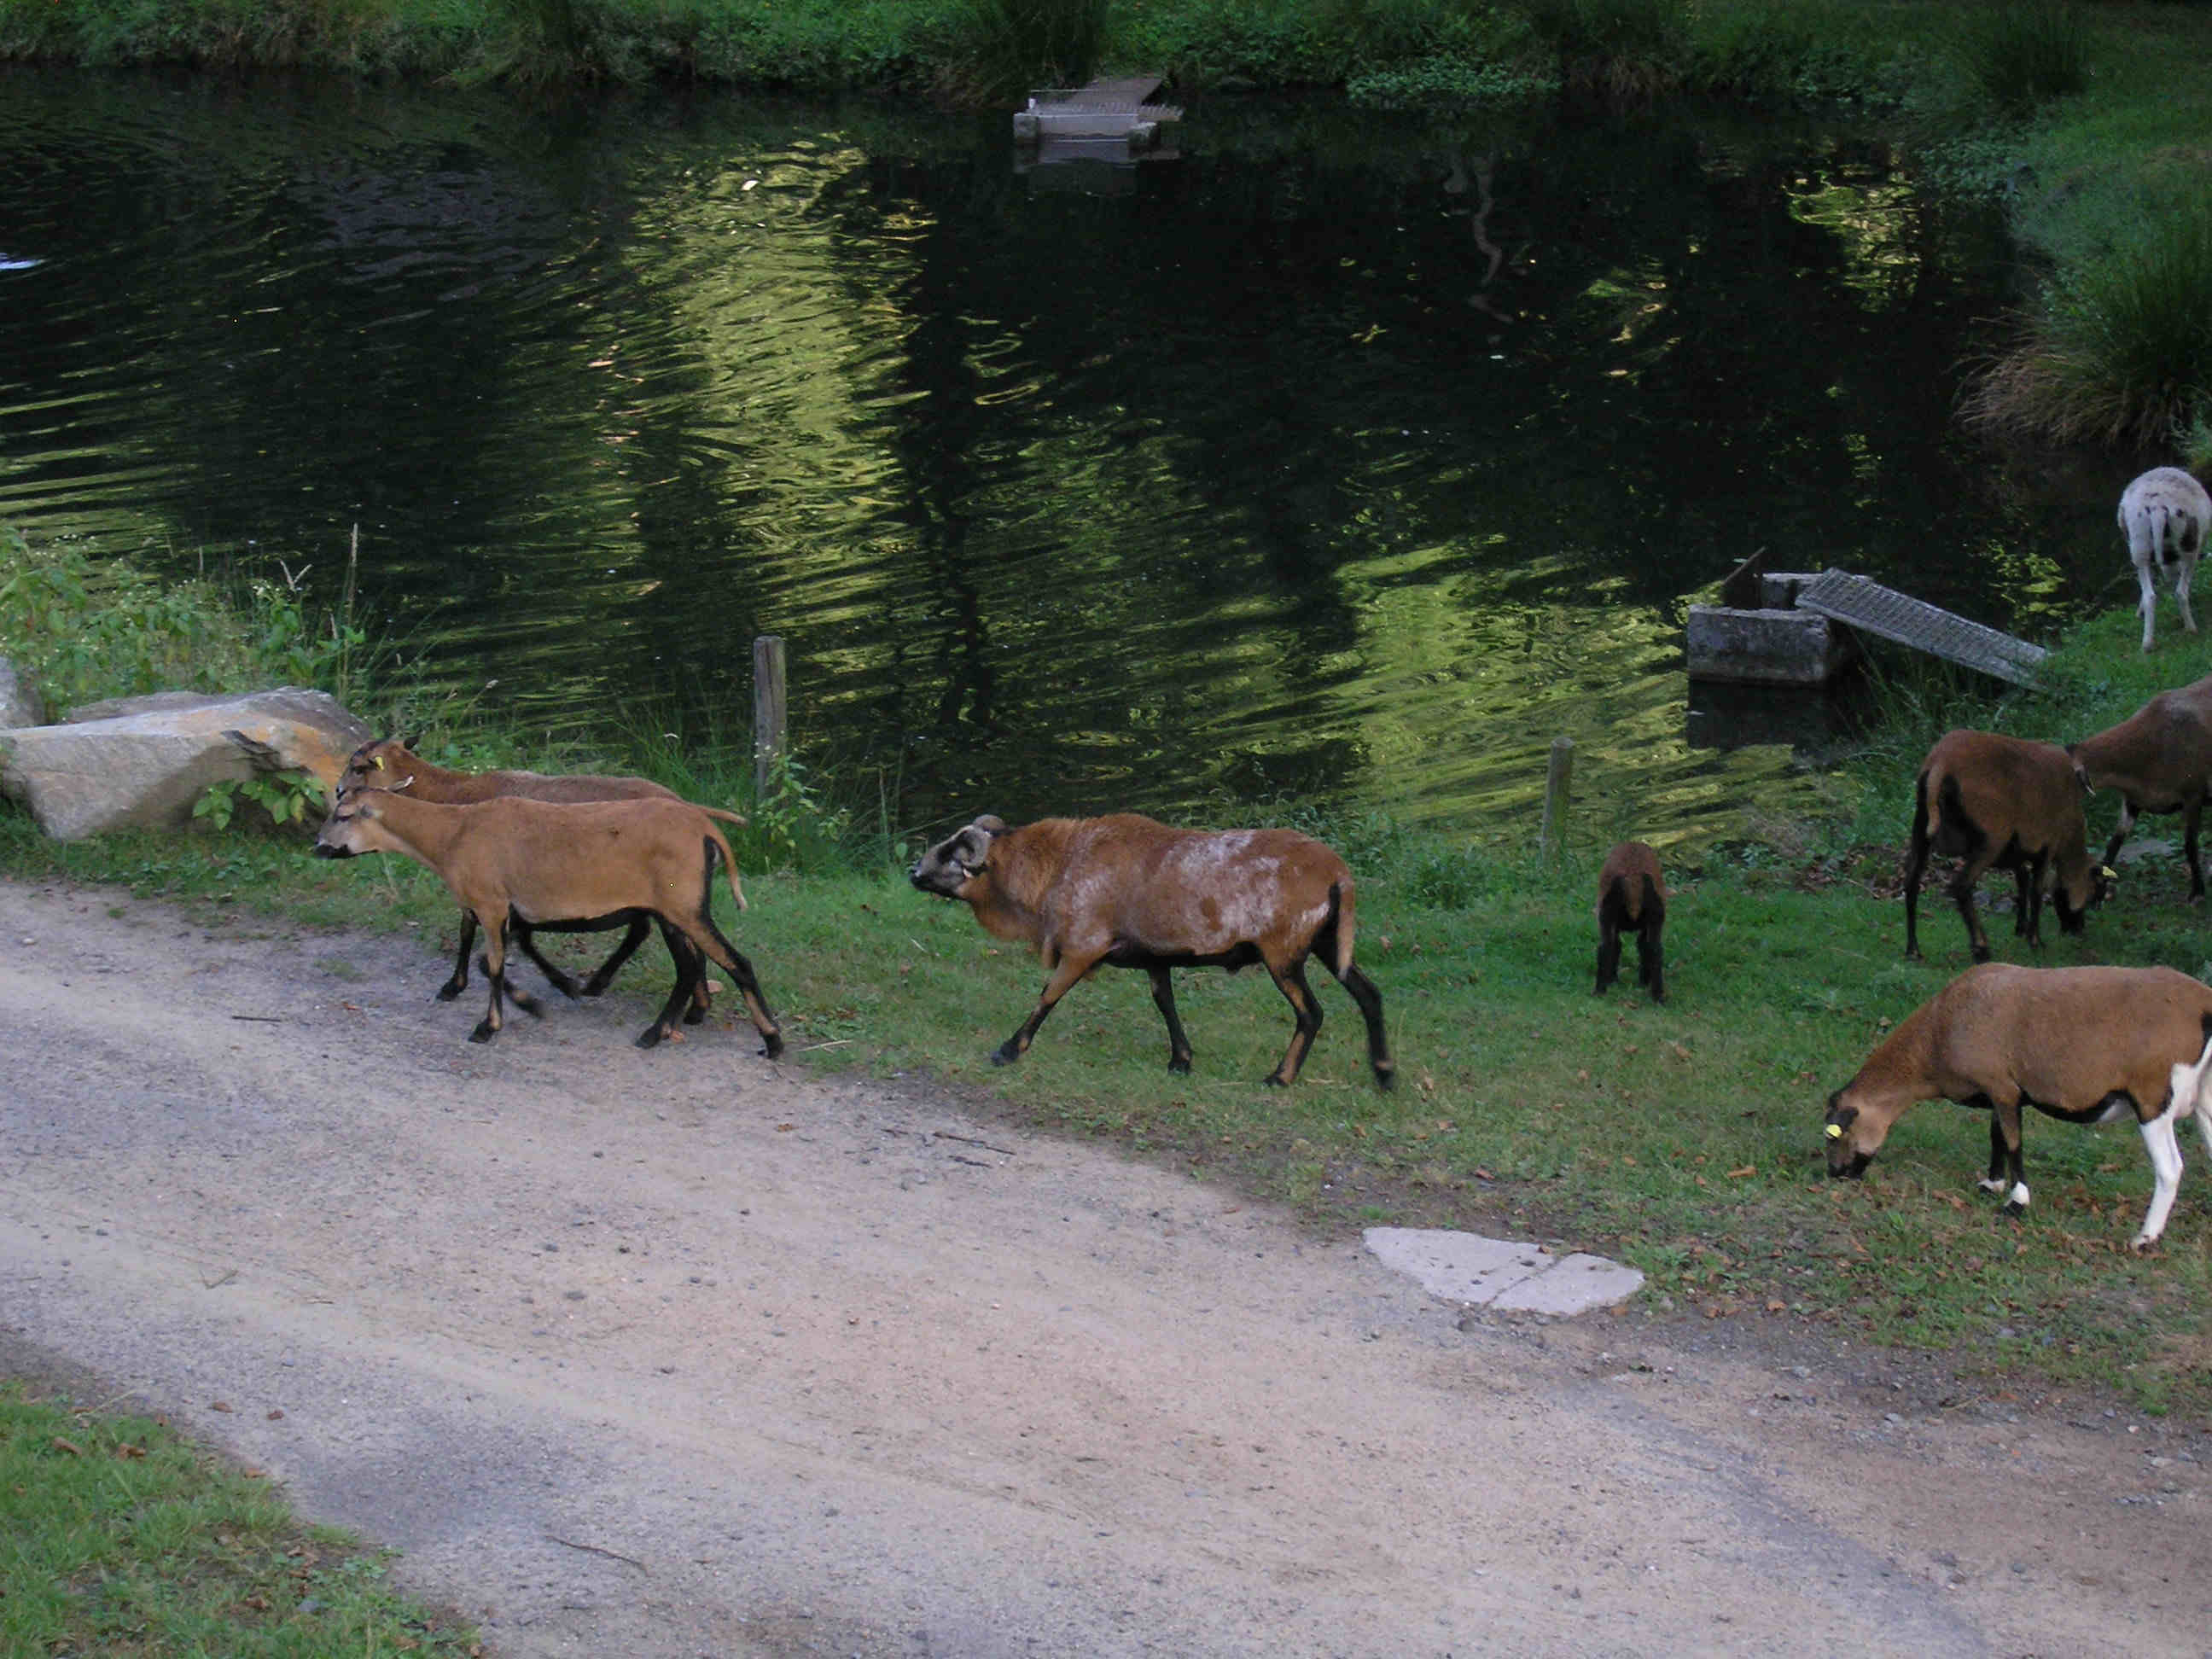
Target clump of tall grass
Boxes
[1953,0,2088,115]
[1519,0,1690,102]
[922,0,1107,107]
[1964,199,2212,449]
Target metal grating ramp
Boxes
[1022,77,1183,137]
[1794,568,2046,686]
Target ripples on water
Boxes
[0,70,2127,849]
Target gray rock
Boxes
[0,658,44,730]
[0,686,371,841]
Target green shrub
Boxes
[0,527,364,716]
[1965,198,2212,448]
[1955,0,2087,115]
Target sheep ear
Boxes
[2073,763,2092,795]
[393,774,416,792]
[973,814,1007,836]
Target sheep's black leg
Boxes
[1147,966,1195,1074]
[475,952,544,1018]
[1978,1101,2029,1214]
[1902,777,1930,958]
[1264,959,1324,1087]
[997,952,1097,1067]
[2100,797,2140,886]
[2011,864,2034,939]
[1594,909,1623,994]
[667,922,710,1024]
[1636,912,1665,1004]
[512,914,584,999]
[1330,961,1394,1090]
[1947,864,1990,963]
[471,910,509,1044]
[637,926,707,1049]
[439,907,478,1000]
[675,840,782,1058]
[2186,798,2206,902]
[579,914,655,998]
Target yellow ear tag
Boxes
[372,754,387,770]
[2101,866,2117,881]
[1825,1123,1844,1140]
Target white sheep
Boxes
[2119,466,2211,651]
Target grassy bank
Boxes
[7,527,2212,1419]
[0,1381,480,1655]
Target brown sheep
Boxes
[1824,963,2212,1249]
[1902,730,2111,963]
[908,812,1392,1088]
[314,789,781,1055]
[335,736,745,1014]
[2066,672,2212,900]
[1593,841,1666,1003]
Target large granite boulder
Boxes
[0,658,43,730]
[0,687,372,841]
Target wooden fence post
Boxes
[753,635,786,798]
[1539,736,1574,859]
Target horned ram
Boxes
[908,812,1393,1088]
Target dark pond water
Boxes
[0,67,2127,848]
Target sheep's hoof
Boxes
[509,990,544,1020]
[2130,1233,2161,1254]
[684,1003,707,1026]
[990,1043,1022,1068]
[1167,1055,1192,1075]
[636,1024,668,1050]
[760,1033,786,1061]
[435,981,464,1002]
[1263,1073,1293,1089]
[1373,1066,1396,1091]
[469,1021,498,1044]
[1970,946,1993,964]
[2000,1198,2027,1218]
[542,971,584,1001]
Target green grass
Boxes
[6,520,2212,1412]
[0,1382,480,1656]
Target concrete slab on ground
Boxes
[1364,1227,1644,1317]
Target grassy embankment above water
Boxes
[6,522,2212,1420]
[0,1380,481,1656]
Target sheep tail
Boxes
[1325,879,1355,978]
[698,805,752,829]
[706,826,749,912]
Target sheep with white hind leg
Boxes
[2119,466,2211,652]
[1823,963,2212,1249]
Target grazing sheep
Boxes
[335,736,744,1011]
[315,789,781,1055]
[1902,730,2112,963]
[2066,672,2212,900]
[2119,466,2210,652]
[1594,841,1666,1003]
[1824,962,2212,1249]
[908,812,1392,1088]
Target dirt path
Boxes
[3,876,2207,1657]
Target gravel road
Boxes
[3,876,2208,1656]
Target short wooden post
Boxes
[752,635,786,797]
[1539,736,1574,859]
